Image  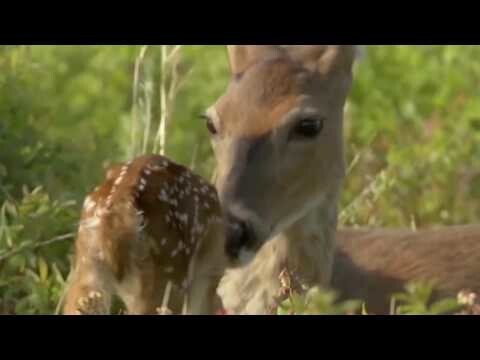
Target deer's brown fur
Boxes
[63,154,227,315]
[333,225,480,314]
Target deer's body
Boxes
[333,225,480,314]
[63,154,227,315]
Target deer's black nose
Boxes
[224,215,256,261]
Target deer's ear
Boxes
[281,45,357,75]
[227,46,286,76]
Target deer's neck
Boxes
[284,198,339,286]
[218,196,340,314]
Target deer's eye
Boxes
[199,114,217,135]
[292,118,324,139]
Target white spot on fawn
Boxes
[114,176,123,186]
[83,196,96,212]
[159,189,169,202]
[94,207,109,218]
[81,216,101,230]
[195,224,204,234]
[161,238,168,246]
[178,214,188,224]
[144,168,152,176]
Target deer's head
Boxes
[204,45,357,264]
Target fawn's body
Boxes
[63,155,227,315]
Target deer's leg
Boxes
[187,271,223,315]
[116,259,168,315]
[187,222,228,315]
[63,259,113,315]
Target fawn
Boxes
[62,154,229,315]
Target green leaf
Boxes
[38,257,49,283]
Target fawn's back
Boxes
[63,154,227,315]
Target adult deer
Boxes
[201,45,355,314]
[63,154,229,315]
[204,45,480,314]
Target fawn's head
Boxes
[204,45,357,264]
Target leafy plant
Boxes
[277,286,361,315]
[391,280,463,315]
[0,186,77,314]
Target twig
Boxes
[189,144,199,172]
[158,45,168,155]
[141,77,153,155]
[0,233,75,263]
[130,45,149,158]
[153,45,185,155]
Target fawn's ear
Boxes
[226,45,286,76]
[280,45,357,75]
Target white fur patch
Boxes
[83,196,96,212]
[159,189,169,202]
[81,216,101,230]
[149,164,164,172]
[178,214,188,224]
[114,176,123,186]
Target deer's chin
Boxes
[228,248,257,268]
